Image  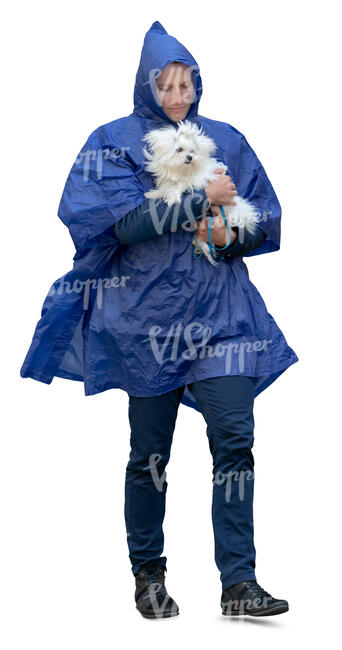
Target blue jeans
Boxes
[124,375,256,590]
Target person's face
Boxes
[156,62,194,122]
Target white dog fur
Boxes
[142,120,260,266]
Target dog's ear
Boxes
[142,145,154,161]
[141,125,176,156]
[141,131,159,155]
[196,133,217,156]
[177,120,216,155]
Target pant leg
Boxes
[125,385,185,576]
[187,375,256,590]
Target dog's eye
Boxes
[176,147,183,153]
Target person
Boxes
[20,21,299,618]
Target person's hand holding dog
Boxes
[197,169,238,247]
[204,168,238,207]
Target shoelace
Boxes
[242,581,272,600]
[140,568,168,604]
[141,566,165,585]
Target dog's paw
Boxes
[144,190,160,199]
[192,238,220,267]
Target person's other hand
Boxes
[195,213,237,248]
[210,203,225,216]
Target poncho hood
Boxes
[133,20,202,124]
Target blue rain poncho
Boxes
[20,20,298,413]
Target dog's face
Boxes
[143,120,217,175]
[171,131,206,170]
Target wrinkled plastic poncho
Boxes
[20,20,298,412]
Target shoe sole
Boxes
[137,606,179,619]
[222,603,289,617]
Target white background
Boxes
[2,0,341,647]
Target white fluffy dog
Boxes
[142,120,260,266]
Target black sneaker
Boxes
[134,562,179,618]
[221,580,289,617]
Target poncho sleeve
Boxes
[57,127,148,253]
[113,188,210,244]
[233,134,282,257]
[215,225,267,259]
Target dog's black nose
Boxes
[186,154,192,162]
